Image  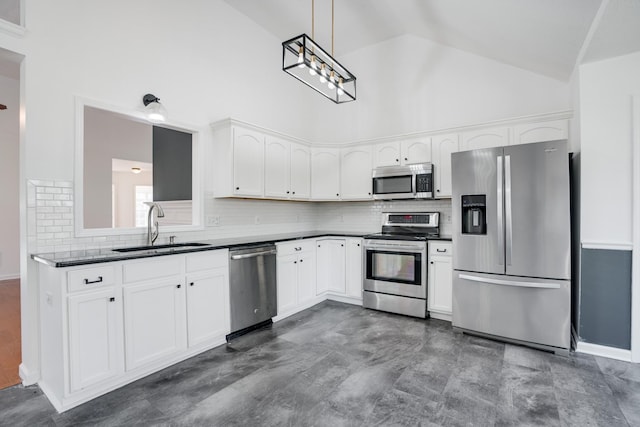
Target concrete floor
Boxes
[1,300,639,426]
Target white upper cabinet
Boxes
[373,141,402,167]
[264,136,291,198]
[512,119,569,145]
[340,146,373,200]
[373,139,432,167]
[401,138,432,165]
[461,127,510,151]
[431,133,459,198]
[290,143,311,199]
[311,148,341,200]
[232,126,265,197]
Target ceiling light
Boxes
[282,0,356,104]
[131,167,141,174]
[142,93,167,123]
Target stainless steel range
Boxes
[363,212,439,318]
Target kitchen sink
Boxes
[112,242,211,253]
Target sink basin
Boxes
[112,242,211,253]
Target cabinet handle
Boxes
[190,282,194,286]
[84,276,103,285]
[436,249,447,253]
[404,157,408,161]
[357,243,360,247]
[437,189,441,193]
[109,297,115,302]
[177,284,182,289]
[286,191,290,194]
[299,259,303,263]
[236,187,240,190]
[341,244,344,247]
[368,192,371,195]
[292,191,296,195]
[294,261,297,264]
[336,193,339,197]
[430,261,434,264]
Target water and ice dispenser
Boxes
[461,195,486,235]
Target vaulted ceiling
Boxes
[224,0,640,82]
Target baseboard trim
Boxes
[576,341,632,362]
[19,363,39,386]
[0,273,20,281]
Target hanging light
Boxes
[281,0,356,103]
[142,93,167,123]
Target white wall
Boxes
[310,34,571,143]
[0,73,19,279]
[580,51,640,245]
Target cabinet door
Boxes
[277,255,298,314]
[297,252,317,305]
[68,289,120,392]
[401,138,431,165]
[311,148,341,200]
[232,126,264,197]
[123,278,186,371]
[264,137,290,198]
[186,268,229,347]
[460,127,509,151]
[345,238,363,299]
[318,239,346,294]
[340,146,372,200]
[373,142,401,167]
[290,143,311,199]
[428,256,453,315]
[512,120,568,145]
[432,133,459,198]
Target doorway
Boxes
[0,47,22,389]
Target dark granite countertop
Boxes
[31,231,369,268]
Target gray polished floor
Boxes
[2,300,640,426]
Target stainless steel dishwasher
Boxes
[227,243,277,340]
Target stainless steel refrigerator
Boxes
[451,140,571,353]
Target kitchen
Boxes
[1,0,640,425]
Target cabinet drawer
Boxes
[277,239,315,256]
[122,257,183,283]
[429,242,452,257]
[186,250,228,272]
[67,265,116,292]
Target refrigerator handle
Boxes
[458,273,561,289]
[505,154,513,266]
[496,155,504,265]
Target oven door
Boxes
[363,241,427,299]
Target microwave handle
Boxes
[412,173,417,195]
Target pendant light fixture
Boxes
[282,0,356,104]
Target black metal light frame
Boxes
[282,33,356,104]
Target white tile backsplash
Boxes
[27,179,453,254]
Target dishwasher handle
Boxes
[230,249,277,260]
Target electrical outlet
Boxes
[447,215,452,222]
[45,292,53,306]
[206,215,220,226]
[254,215,261,224]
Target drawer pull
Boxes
[109,297,115,302]
[84,276,103,285]
[177,284,182,289]
[436,248,447,253]
[190,282,194,286]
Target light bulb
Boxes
[297,47,304,68]
[337,77,345,96]
[328,71,335,90]
[319,64,327,83]
[309,56,317,76]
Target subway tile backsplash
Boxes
[27,180,452,254]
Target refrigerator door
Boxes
[503,140,571,279]
[452,147,505,275]
[452,271,571,350]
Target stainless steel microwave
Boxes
[372,163,434,200]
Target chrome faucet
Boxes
[144,202,165,246]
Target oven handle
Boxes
[364,244,425,252]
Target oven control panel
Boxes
[383,212,439,228]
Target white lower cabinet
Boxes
[37,249,230,412]
[428,241,453,321]
[123,278,186,371]
[316,237,363,303]
[67,288,121,393]
[276,239,318,319]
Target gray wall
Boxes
[579,248,632,349]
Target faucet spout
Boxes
[144,202,165,246]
